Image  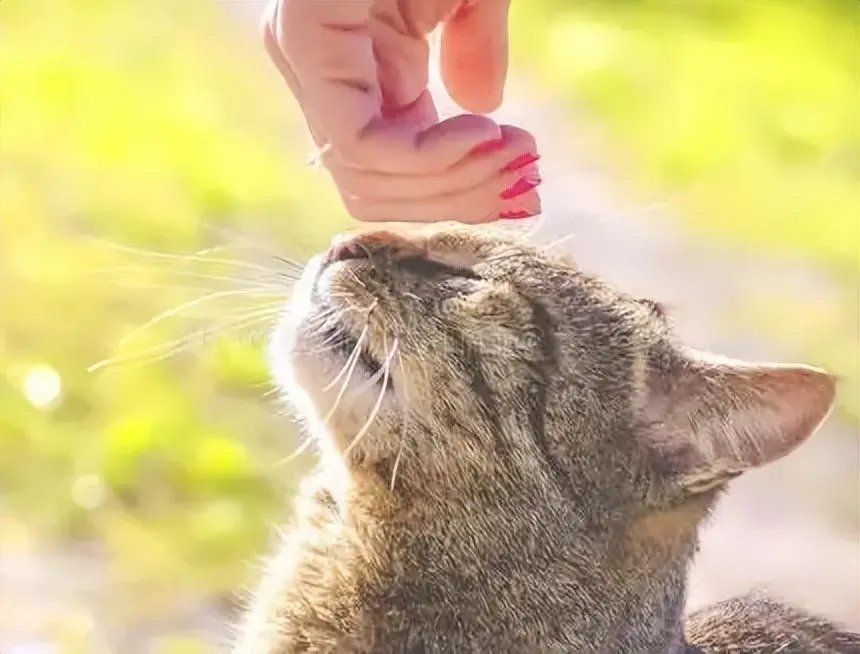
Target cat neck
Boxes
[341,475,699,653]
[599,572,692,653]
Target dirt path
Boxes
[3,3,856,652]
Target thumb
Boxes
[439,0,511,114]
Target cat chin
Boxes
[280,371,400,462]
[269,318,397,435]
[267,249,398,441]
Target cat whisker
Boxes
[116,289,285,350]
[323,290,366,307]
[205,297,283,326]
[202,225,308,271]
[208,304,286,332]
[89,265,299,292]
[86,237,298,276]
[322,327,369,427]
[545,195,690,252]
[98,281,245,295]
[595,189,696,225]
[390,350,410,493]
[261,384,281,398]
[296,337,355,357]
[390,432,406,493]
[302,301,377,345]
[523,213,546,238]
[346,267,367,289]
[271,433,316,468]
[87,305,282,372]
[343,337,398,460]
[181,305,284,347]
[323,323,368,392]
[293,307,337,330]
[295,339,355,357]
[269,254,306,273]
[546,231,577,251]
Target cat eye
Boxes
[398,255,482,280]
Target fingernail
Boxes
[499,210,535,220]
[468,137,505,157]
[501,153,541,174]
[452,1,474,20]
[500,177,541,201]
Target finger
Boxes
[260,1,329,150]
[274,0,502,173]
[335,161,540,210]
[440,0,512,114]
[277,0,380,137]
[369,9,432,113]
[340,165,542,224]
[317,89,503,174]
[329,124,537,201]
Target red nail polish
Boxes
[499,210,534,220]
[468,137,505,157]
[452,0,475,21]
[500,177,541,201]
[501,153,541,174]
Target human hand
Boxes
[261,0,541,224]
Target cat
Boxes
[233,226,859,653]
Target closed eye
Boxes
[398,255,482,280]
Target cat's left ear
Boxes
[640,348,837,499]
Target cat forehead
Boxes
[417,229,666,327]
[328,225,583,273]
[324,225,665,332]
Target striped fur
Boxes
[235,226,854,653]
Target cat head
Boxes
[272,225,835,523]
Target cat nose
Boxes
[324,230,424,264]
[326,232,371,263]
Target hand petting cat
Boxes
[260,0,542,224]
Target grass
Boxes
[509,0,859,420]
[0,0,350,646]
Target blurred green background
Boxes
[0,0,857,651]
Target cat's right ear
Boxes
[639,348,836,500]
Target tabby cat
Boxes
[234,226,859,653]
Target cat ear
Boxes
[641,349,837,497]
